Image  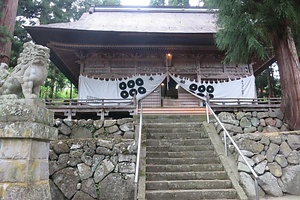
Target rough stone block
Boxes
[94,159,115,183]
[240,117,252,128]
[99,173,134,200]
[257,112,268,119]
[81,178,98,198]
[0,122,57,140]
[0,99,53,126]
[270,136,282,145]
[275,154,288,168]
[71,127,92,139]
[0,181,51,200]
[97,139,114,149]
[118,162,135,174]
[268,162,282,177]
[237,139,264,154]
[287,135,300,150]
[77,163,93,180]
[281,165,300,195]
[279,142,292,157]
[119,154,137,163]
[287,150,300,164]
[73,191,94,200]
[239,172,265,198]
[104,120,116,127]
[52,167,80,199]
[266,143,280,162]
[258,172,283,197]
[58,122,71,136]
[254,160,267,175]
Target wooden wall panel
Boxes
[140,87,161,107]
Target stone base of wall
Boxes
[49,138,137,200]
[213,110,300,198]
[0,99,57,200]
[232,132,300,198]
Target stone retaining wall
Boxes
[215,109,289,135]
[214,110,300,198]
[231,132,300,198]
[55,118,135,140]
[50,118,137,200]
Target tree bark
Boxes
[0,0,19,64]
[273,26,300,130]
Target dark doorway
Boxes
[161,77,178,99]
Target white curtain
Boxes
[79,74,166,101]
[170,74,257,100]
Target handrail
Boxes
[134,103,143,200]
[205,101,259,200]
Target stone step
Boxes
[145,189,238,200]
[146,180,232,190]
[142,115,207,123]
[146,171,229,181]
[146,150,216,158]
[146,157,220,165]
[146,164,224,172]
[146,145,215,152]
[147,132,207,139]
[146,138,211,146]
[144,122,203,128]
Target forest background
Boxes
[0,0,280,99]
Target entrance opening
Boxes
[161,78,178,99]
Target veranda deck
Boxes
[45,98,281,120]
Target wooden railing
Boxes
[44,97,281,119]
[45,98,137,120]
[209,97,281,112]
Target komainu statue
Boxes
[0,42,50,99]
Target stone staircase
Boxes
[143,115,239,200]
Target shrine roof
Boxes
[33,6,217,33]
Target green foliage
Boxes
[256,66,281,98]
[204,0,300,64]
[168,0,189,6]
[10,0,120,99]
[99,0,121,5]
[150,0,165,6]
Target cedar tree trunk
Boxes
[273,26,300,130]
[0,0,19,64]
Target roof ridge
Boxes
[88,5,216,14]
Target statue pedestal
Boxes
[0,99,57,200]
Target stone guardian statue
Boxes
[0,42,50,99]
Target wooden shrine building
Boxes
[25,6,272,118]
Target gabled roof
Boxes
[25,6,219,86]
[37,6,217,34]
